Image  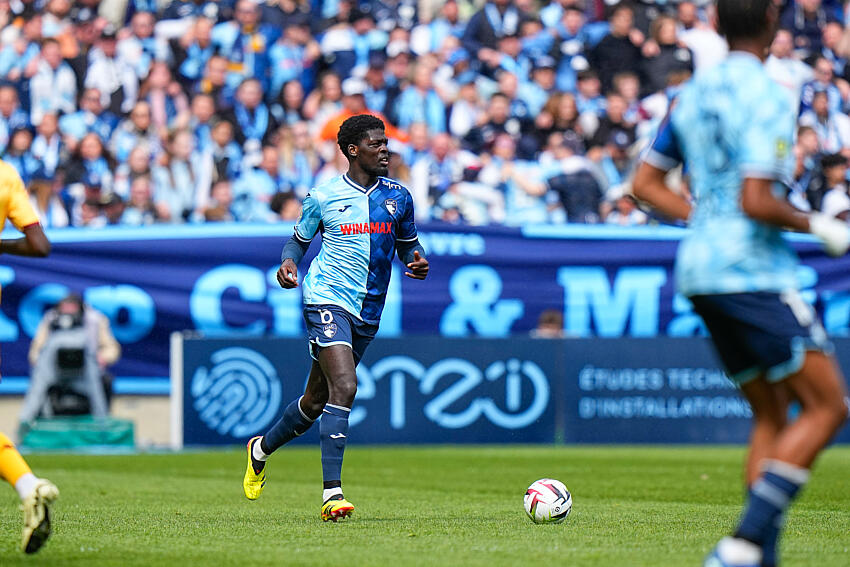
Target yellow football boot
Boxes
[243,436,266,500]
[321,495,354,522]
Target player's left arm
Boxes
[633,111,692,222]
[0,224,51,257]
[1,171,50,257]
[396,191,429,280]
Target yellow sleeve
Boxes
[3,163,39,231]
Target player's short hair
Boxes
[337,114,385,159]
[716,0,773,42]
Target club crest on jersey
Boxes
[384,199,397,216]
[323,323,337,338]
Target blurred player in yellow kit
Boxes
[0,159,57,553]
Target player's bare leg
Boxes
[741,379,789,485]
[719,353,848,567]
[316,344,357,521]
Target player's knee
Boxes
[330,377,357,406]
[826,396,849,430]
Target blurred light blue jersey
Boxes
[294,174,418,325]
[644,52,799,296]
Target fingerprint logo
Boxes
[191,347,282,437]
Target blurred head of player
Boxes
[716,0,778,52]
[337,114,389,178]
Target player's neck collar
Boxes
[343,173,380,194]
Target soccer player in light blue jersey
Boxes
[242,114,429,521]
[634,2,849,566]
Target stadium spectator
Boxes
[29,38,77,125]
[171,17,216,90]
[815,20,849,80]
[58,88,119,152]
[478,133,548,225]
[604,192,648,226]
[641,14,693,95]
[28,173,69,228]
[187,92,215,151]
[799,89,850,153]
[269,189,301,221]
[31,112,62,179]
[791,125,823,210]
[109,100,160,163]
[65,132,114,196]
[766,28,815,112]
[225,77,278,166]
[120,175,157,226]
[589,3,645,94]
[3,125,39,183]
[817,152,850,219]
[139,61,189,134]
[410,0,463,56]
[394,60,446,132]
[0,86,30,155]
[448,77,482,132]
[20,294,120,424]
[205,117,242,183]
[782,0,833,58]
[319,7,388,79]
[410,132,461,221]
[277,121,318,198]
[85,25,139,115]
[461,0,528,61]
[799,55,844,115]
[542,131,604,224]
[202,179,235,222]
[0,13,42,85]
[529,308,565,339]
[267,15,318,102]
[589,93,636,152]
[117,10,170,81]
[194,54,233,111]
[211,0,278,91]
[232,144,287,222]
[113,144,153,199]
[676,1,727,71]
[152,128,210,223]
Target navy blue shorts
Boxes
[689,291,832,385]
[303,304,378,364]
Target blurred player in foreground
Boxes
[0,159,57,553]
[634,1,849,565]
[243,115,429,521]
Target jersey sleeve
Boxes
[396,190,418,243]
[642,112,683,172]
[739,88,795,181]
[293,192,322,242]
[5,165,40,230]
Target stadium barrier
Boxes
[171,335,850,448]
[2,223,850,391]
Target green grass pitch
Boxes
[1,446,849,566]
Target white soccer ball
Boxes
[524,478,572,524]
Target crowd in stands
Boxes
[1,0,849,228]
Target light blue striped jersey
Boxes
[293,174,418,325]
[645,52,799,296]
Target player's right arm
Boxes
[633,113,692,221]
[738,90,850,256]
[0,163,50,257]
[277,192,321,289]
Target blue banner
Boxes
[1,224,850,383]
[179,336,850,446]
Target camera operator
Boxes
[19,295,121,428]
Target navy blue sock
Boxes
[734,461,808,549]
[760,514,782,567]
[262,396,316,453]
[320,404,350,486]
